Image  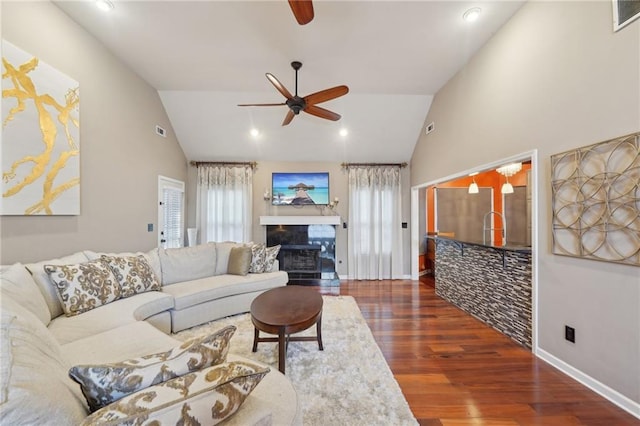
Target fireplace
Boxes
[264,221,338,285]
[279,245,322,279]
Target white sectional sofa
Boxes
[0,242,300,425]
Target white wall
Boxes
[1,2,187,264]
[411,1,640,407]
[186,161,413,277]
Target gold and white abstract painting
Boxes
[2,40,80,215]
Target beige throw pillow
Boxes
[227,246,252,276]
[81,361,269,426]
[44,259,121,317]
[100,255,161,298]
[69,325,236,411]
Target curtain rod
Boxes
[341,162,408,168]
[190,161,257,169]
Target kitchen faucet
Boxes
[483,211,506,246]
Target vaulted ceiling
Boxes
[54,0,524,163]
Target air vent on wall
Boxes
[155,125,167,138]
[425,122,435,135]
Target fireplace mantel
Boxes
[260,216,340,225]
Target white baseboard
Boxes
[336,274,412,280]
[536,348,640,419]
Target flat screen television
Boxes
[272,172,329,206]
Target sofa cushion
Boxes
[44,259,122,317]
[159,243,217,285]
[0,263,50,325]
[69,325,236,411]
[161,272,289,311]
[60,321,179,367]
[214,242,244,275]
[25,251,90,320]
[81,361,269,426]
[48,291,174,345]
[228,246,252,276]
[100,255,161,298]
[0,296,88,425]
[84,249,162,283]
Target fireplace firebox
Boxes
[266,224,337,285]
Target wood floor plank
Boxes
[313,278,639,425]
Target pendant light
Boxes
[468,172,479,194]
[496,162,521,195]
[501,177,514,194]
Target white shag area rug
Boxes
[174,295,418,426]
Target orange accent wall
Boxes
[425,163,530,246]
[418,253,426,272]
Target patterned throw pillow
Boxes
[249,243,267,273]
[263,245,281,272]
[100,255,161,298]
[44,260,122,317]
[69,326,236,411]
[81,361,269,426]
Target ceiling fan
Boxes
[288,0,314,25]
[238,61,349,126]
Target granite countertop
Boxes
[426,235,532,253]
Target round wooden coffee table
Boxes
[250,285,323,374]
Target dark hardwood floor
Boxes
[312,278,638,425]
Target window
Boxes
[158,176,185,249]
[195,165,253,243]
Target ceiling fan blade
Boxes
[266,73,294,100]
[304,85,349,106]
[282,110,296,126]
[304,105,341,121]
[237,103,286,107]
[288,0,314,25]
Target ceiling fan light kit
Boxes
[238,61,349,126]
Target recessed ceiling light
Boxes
[463,7,481,23]
[339,128,348,137]
[96,0,115,12]
[250,128,260,137]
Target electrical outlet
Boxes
[565,325,575,343]
[147,223,154,232]
[155,125,166,137]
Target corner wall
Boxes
[1,2,187,264]
[411,1,640,408]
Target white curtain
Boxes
[347,166,403,280]
[195,165,253,243]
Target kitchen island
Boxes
[427,235,532,349]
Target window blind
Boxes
[162,186,183,249]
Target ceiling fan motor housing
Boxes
[287,97,306,114]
